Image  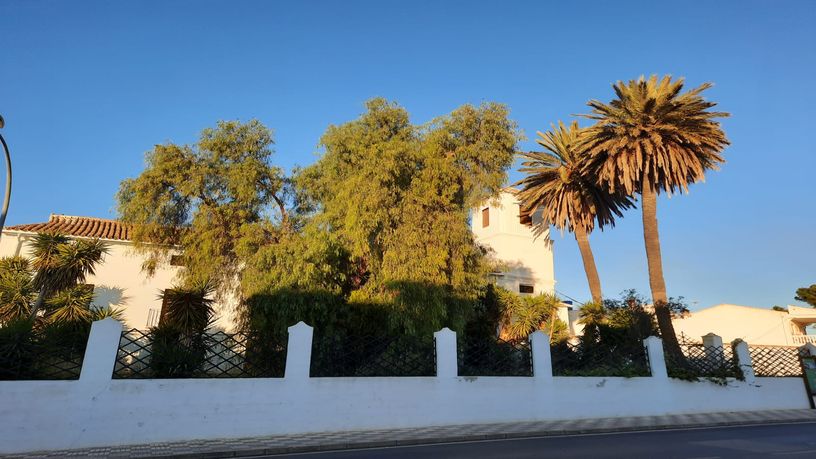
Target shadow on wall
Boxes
[92,285,130,308]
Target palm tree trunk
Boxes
[573,226,603,303]
[641,173,682,358]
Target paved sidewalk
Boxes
[10,409,816,458]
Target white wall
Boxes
[472,191,556,295]
[672,304,793,346]
[0,320,809,455]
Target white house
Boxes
[0,214,236,331]
[671,303,816,346]
[471,189,556,296]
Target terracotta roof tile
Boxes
[5,214,136,241]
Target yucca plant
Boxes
[579,75,729,355]
[30,234,108,317]
[45,285,95,324]
[516,121,633,303]
[149,283,215,378]
[0,257,36,323]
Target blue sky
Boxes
[2,1,814,310]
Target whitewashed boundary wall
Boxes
[0,319,811,454]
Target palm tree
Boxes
[29,234,108,317]
[579,75,729,354]
[516,121,633,303]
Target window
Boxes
[481,207,490,227]
[519,284,534,294]
[170,255,185,267]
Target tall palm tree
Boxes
[580,75,729,354]
[515,121,633,303]
[29,234,108,317]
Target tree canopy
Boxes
[796,285,816,308]
[117,120,290,301]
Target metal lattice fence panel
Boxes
[0,338,86,380]
[749,345,805,377]
[310,333,436,377]
[551,339,651,377]
[0,326,88,381]
[112,329,287,379]
[457,336,532,377]
[665,342,742,379]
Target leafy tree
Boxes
[795,284,816,308]
[579,75,729,355]
[117,120,290,302]
[516,121,633,303]
[281,98,521,334]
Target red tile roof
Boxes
[5,214,136,241]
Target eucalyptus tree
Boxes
[516,121,633,303]
[580,75,729,352]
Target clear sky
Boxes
[2,1,814,310]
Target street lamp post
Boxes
[0,115,12,243]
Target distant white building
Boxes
[471,189,556,296]
[672,303,816,346]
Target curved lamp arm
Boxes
[0,115,12,240]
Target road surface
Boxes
[257,422,816,458]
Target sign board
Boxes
[802,356,816,396]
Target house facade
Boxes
[471,189,556,296]
[0,215,237,331]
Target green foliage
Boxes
[0,318,91,380]
[148,324,209,378]
[0,257,35,323]
[148,283,216,378]
[158,283,215,334]
[0,236,109,325]
[280,98,521,334]
[30,234,108,299]
[117,120,290,300]
[795,284,816,308]
[494,287,563,342]
[45,284,95,324]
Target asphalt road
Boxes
[260,423,816,458]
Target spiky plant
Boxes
[580,75,729,354]
[0,257,36,324]
[515,121,633,303]
[45,284,95,324]
[157,282,215,335]
[29,234,108,317]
